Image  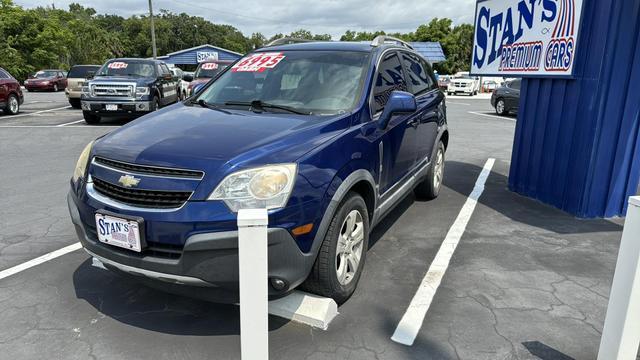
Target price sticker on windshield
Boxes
[201,63,219,70]
[107,62,128,69]
[232,53,285,72]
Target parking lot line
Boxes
[0,242,82,281]
[1,105,72,119]
[446,101,471,106]
[57,119,86,126]
[391,158,495,346]
[468,111,516,121]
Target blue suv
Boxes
[67,37,449,304]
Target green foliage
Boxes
[0,0,474,81]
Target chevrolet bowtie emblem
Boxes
[118,174,140,188]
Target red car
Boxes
[186,60,233,96]
[24,69,67,92]
[0,67,24,115]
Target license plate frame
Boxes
[105,104,118,111]
[94,211,146,252]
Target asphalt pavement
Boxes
[0,91,632,359]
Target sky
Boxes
[14,0,477,38]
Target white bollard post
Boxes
[598,196,640,360]
[237,209,269,360]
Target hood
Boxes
[93,102,350,189]
[28,77,55,82]
[89,76,155,86]
[189,78,210,88]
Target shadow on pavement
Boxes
[522,341,575,360]
[72,259,288,336]
[444,161,623,234]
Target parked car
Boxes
[80,58,180,124]
[167,64,187,100]
[438,75,451,91]
[65,65,101,109]
[447,72,480,96]
[67,37,449,304]
[0,67,24,115]
[491,78,521,115]
[24,69,67,92]
[185,60,233,97]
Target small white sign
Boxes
[471,0,584,77]
[197,51,219,63]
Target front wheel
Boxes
[415,141,445,200]
[4,94,20,115]
[495,99,507,115]
[302,192,369,304]
[69,99,81,109]
[53,83,58,92]
[83,111,100,125]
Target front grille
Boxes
[92,177,191,209]
[454,82,470,88]
[91,83,134,97]
[94,157,204,179]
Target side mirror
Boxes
[85,71,95,80]
[192,83,205,94]
[378,91,417,129]
[182,74,193,82]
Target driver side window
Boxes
[371,52,407,115]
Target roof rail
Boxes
[370,35,414,50]
[265,37,316,47]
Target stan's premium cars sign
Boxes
[471,0,584,77]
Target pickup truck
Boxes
[81,58,179,124]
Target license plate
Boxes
[105,104,118,111]
[95,213,142,252]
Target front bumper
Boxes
[24,83,53,91]
[67,190,314,303]
[81,99,153,115]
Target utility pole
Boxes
[148,0,157,59]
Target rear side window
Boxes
[0,69,8,79]
[399,52,434,95]
[510,79,521,90]
[372,52,407,114]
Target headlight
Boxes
[42,81,49,85]
[209,164,297,212]
[72,141,94,182]
[81,86,90,96]
[136,87,150,96]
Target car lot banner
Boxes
[197,51,219,63]
[471,0,584,77]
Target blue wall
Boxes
[509,0,640,218]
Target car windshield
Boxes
[68,66,100,78]
[196,50,370,115]
[194,63,230,79]
[34,71,57,78]
[96,61,156,77]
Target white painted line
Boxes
[391,158,496,346]
[468,111,516,121]
[0,242,82,281]
[0,125,115,128]
[57,119,86,127]
[446,101,471,106]
[2,105,72,119]
[268,291,338,330]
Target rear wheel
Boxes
[415,141,445,200]
[69,99,81,109]
[83,111,100,125]
[4,94,20,115]
[302,192,369,304]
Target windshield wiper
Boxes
[224,100,311,115]
[195,99,232,114]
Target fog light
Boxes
[138,103,145,110]
[270,278,287,291]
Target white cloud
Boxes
[14,0,476,38]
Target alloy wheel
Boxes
[9,96,19,114]
[496,100,505,115]
[335,209,364,286]
[434,148,444,190]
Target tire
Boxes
[4,94,20,115]
[495,98,507,115]
[151,96,160,111]
[302,192,369,304]
[83,111,100,125]
[415,141,445,200]
[69,99,81,109]
[53,83,58,92]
